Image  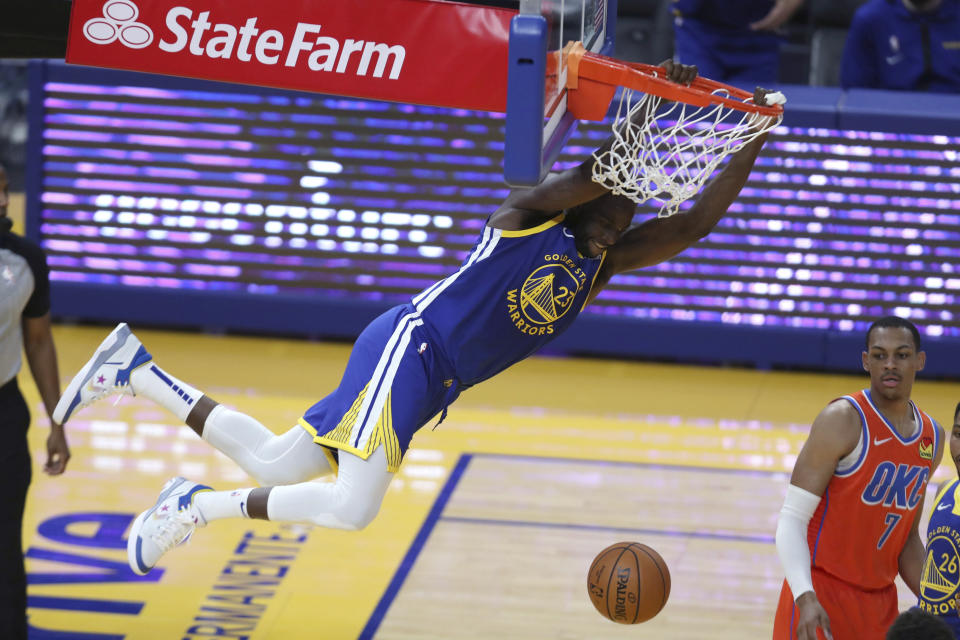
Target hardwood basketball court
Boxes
[20,324,958,639]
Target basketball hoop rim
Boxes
[564,42,785,120]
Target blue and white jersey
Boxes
[919,477,960,638]
[413,215,604,386]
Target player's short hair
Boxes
[886,608,953,640]
[865,316,921,352]
[954,401,960,424]
[567,192,634,219]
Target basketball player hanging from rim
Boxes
[52,60,785,575]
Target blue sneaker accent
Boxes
[60,391,85,427]
[177,484,213,512]
[55,324,131,424]
[134,536,150,575]
[127,477,211,576]
[114,345,153,387]
[53,323,153,425]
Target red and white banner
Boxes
[66,0,513,112]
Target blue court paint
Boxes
[358,454,473,640]
[28,595,143,614]
[439,516,775,545]
[27,624,124,640]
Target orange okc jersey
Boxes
[808,389,939,589]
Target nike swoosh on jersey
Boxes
[938,503,953,511]
[562,228,574,238]
[873,437,893,445]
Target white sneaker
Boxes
[53,323,153,425]
[127,477,212,575]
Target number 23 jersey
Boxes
[415,214,604,386]
[808,389,940,589]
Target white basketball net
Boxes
[591,88,784,217]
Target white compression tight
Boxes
[200,404,394,530]
[267,446,394,530]
[202,405,332,486]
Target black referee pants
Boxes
[0,378,31,640]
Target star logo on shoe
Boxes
[160,505,169,512]
[97,375,106,384]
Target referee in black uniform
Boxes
[0,163,69,639]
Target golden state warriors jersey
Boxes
[919,477,960,635]
[413,214,604,386]
[807,390,939,589]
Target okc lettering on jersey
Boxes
[158,9,405,78]
[504,253,588,336]
[861,461,929,509]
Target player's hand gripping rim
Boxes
[748,86,786,132]
[659,59,697,86]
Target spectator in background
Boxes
[0,163,69,639]
[841,0,960,92]
[672,0,806,86]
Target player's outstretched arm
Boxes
[778,400,862,640]
[898,422,946,596]
[490,60,697,230]
[590,121,769,287]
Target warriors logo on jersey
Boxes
[506,253,589,335]
[919,478,960,629]
[920,532,960,609]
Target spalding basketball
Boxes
[587,542,671,624]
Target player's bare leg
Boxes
[185,395,217,437]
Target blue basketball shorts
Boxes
[298,305,458,472]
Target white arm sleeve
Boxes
[775,484,823,600]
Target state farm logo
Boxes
[84,0,154,49]
[76,2,406,80]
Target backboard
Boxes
[504,0,616,186]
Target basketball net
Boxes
[564,43,786,217]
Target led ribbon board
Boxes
[32,69,960,341]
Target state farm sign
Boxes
[158,10,405,79]
[67,0,513,112]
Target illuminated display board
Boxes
[30,70,960,347]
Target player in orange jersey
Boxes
[772,316,945,640]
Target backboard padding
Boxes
[504,0,616,186]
